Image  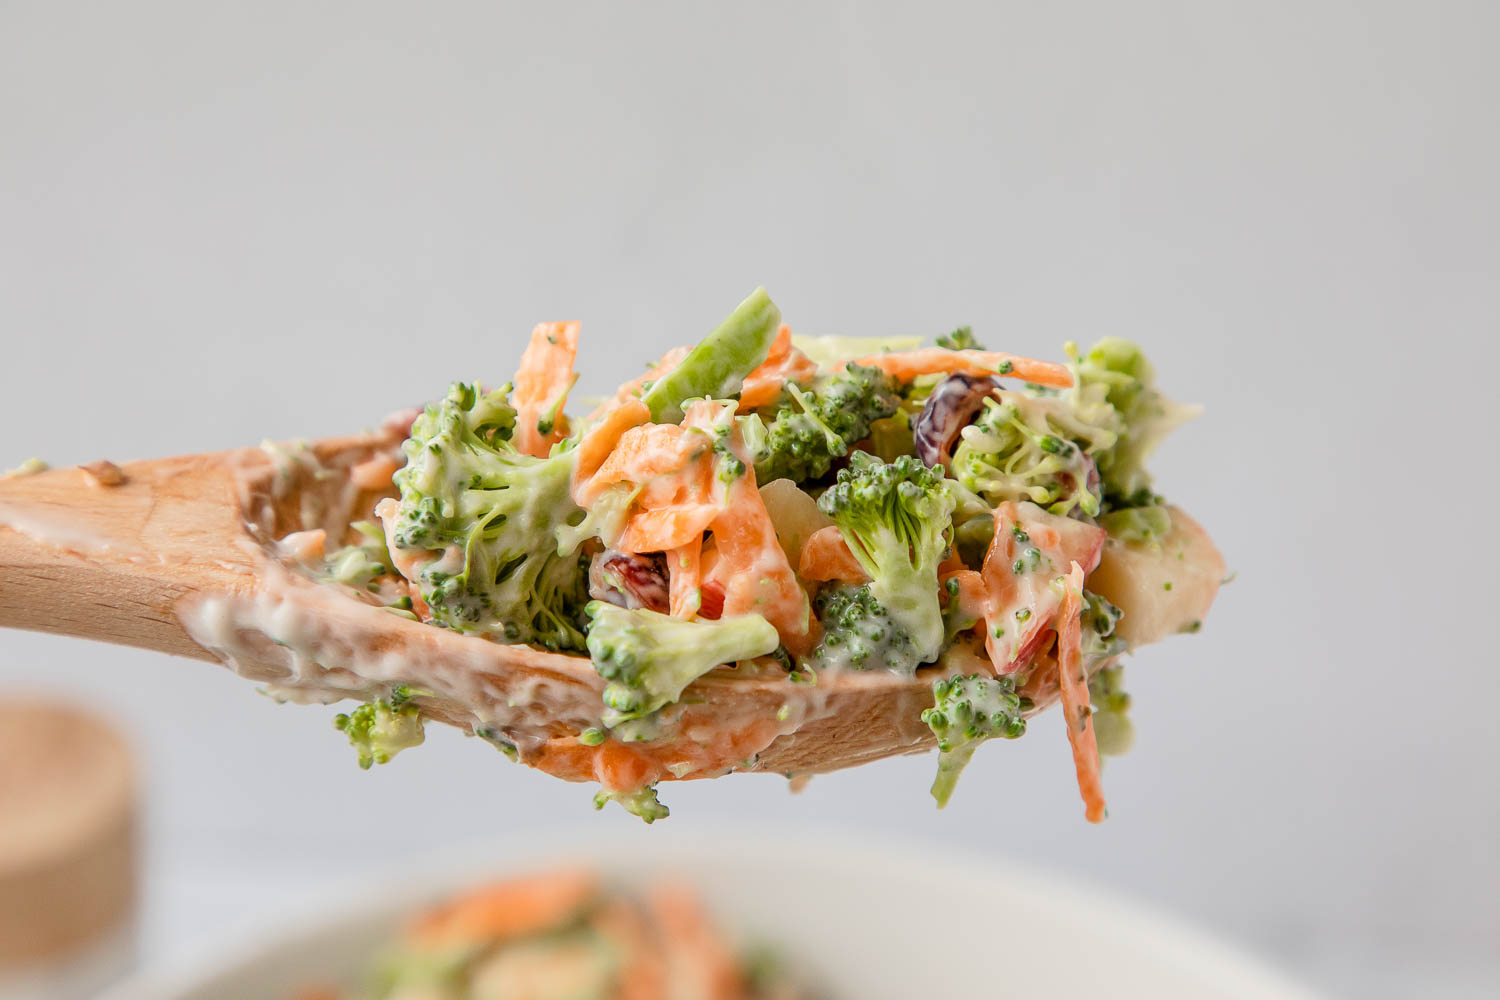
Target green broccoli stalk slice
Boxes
[753,363,900,484]
[922,674,1027,807]
[640,287,782,423]
[809,583,922,675]
[333,686,426,769]
[584,602,781,729]
[388,381,591,650]
[815,452,956,665]
[593,784,671,824]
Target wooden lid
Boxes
[0,701,137,964]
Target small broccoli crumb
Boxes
[935,326,985,351]
[593,785,670,824]
[334,686,426,769]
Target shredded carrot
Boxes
[1057,563,1107,823]
[408,868,598,948]
[349,453,399,491]
[511,321,580,458]
[589,344,692,420]
[737,324,819,411]
[705,471,816,654]
[572,397,649,504]
[619,503,718,558]
[667,535,703,619]
[847,347,1073,388]
[798,525,869,583]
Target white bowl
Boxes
[103,827,1313,999]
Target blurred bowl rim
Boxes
[101,822,1315,999]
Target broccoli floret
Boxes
[1074,338,1199,507]
[333,686,426,769]
[387,381,591,650]
[1089,664,1134,757]
[949,338,1196,516]
[753,364,900,484]
[950,391,1112,518]
[816,452,956,664]
[1097,504,1172,544]
[321,520,392,591]
[585,602,781,729]
[593,784,671,824]
[809,583,922,674]
[921,674,1027,807]
[935,325,985,351]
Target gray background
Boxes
[2,2,1497,996]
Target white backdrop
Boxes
[2,2,1497,996]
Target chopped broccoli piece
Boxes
[816,452,956,664]
[922,673,1027,806]
[1097,504,1172,544]
[585,602,781,729]
[934,325,985,351]
[334,686,426,769]
[387,381,591,650]
[950,391,1111,518]
[950,338,1196,516]
[1073,338,1199,507]
[809,582,922,674]
[1089,664,1134,757]
[753,363,900,484]
[1080,589,1126,659]
[640,287,782,423]
[593,784,670,824]
[321,520,392,591]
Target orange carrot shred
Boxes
[1057,562,1107,823]
[738,324,819,411]
[847,347,1073,388]
[511,321,580,458]
[668,534,703,619]
[619,503,719,556]
[798,525,869,583]
[572,397,649,504]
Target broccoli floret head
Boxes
[333,686,426,769]
[584,602,781,729]
[1074,338,1199,508]
[935,325,984,351]
[753,364,900,484]
[388,381,591,650]
[593,784,671,824]
[816,452,956,664]
[809,582,922,674]
[921,673,1027,807]
[950,392,1111,518]
[1089,663,1134,757]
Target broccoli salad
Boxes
[304,288,1223,822]
[290,869,814,1000]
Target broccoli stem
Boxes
[641,287,782,423]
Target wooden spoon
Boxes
[0,424,949,787]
